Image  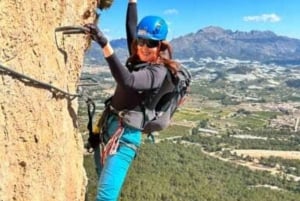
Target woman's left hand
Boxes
[84,23,108,48]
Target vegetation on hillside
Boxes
[80,63,300,201]
[84,142,300,201]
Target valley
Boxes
[79,57,300,201]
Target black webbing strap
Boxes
[85,98,96,152]
[86,98,96,135]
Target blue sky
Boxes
[98,0,299,40]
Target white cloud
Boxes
[163,9,178,15]
[97,28,114,40]
[102,28,110,34]
[243,13,281,23]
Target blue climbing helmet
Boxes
[136,16,168,41]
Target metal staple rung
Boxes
[55,26,89,35]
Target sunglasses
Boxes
[136,38,160,48]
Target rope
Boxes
[0,63,82,100]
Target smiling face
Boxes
[136,38,160,62]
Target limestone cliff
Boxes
[0,1,99,200]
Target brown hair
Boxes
[126,39,180,74]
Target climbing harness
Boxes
[0,63,81,100]
[85,97,139,165]
[85,98,122,164]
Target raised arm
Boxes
[126,0,137,55]
[83,22,167,91]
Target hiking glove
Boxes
[84,23,108,48]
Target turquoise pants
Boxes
[94,115,141,201]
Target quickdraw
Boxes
[85,98,98,153]
[100,120,124,165]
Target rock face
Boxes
[0,1,97,200]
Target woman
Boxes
[84,0,180,200]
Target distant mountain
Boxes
[84,26,300,66]
[171,26,300,65]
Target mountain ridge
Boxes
[171,26,300,63]
[84,26,300,66]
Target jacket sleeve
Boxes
[126,2,137,55]
[106,53,167,90]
